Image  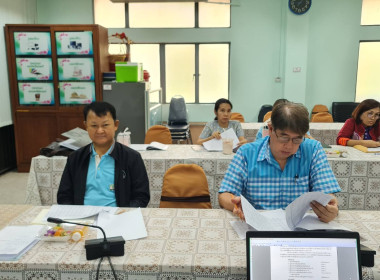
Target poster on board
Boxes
[57,58,94,80]
[59,82,95,105]
[18,82,54,105]
[55,31,93,55]
[14,32,51,55]
[16,58,53,81]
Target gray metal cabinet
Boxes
[102,82,162,144]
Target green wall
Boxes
[36,0,93,24]
[36,0,376,122]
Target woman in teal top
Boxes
[197,98,247,146]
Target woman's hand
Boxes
[212,131,222,140]
[363,140,380,148]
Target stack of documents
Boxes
[59,127,91,150]
[0,225,44,261]
[232,192,350,239]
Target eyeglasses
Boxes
[273,130,304,144]
[367,112,380,120]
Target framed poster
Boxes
[59,82,95,104]
[16,58,53,80]
[14,32,51,55]
[58,58,94,80]
[18,82,54,105]
[55,31,93,55]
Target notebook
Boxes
[246,230,362,280]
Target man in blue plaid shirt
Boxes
[219,102,340,223]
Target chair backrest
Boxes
[263,111,272,122]
[332,102,359,122]
[168,95,188,125]
[144,125,173,144]
[160,164,212,209]
[311,104,329,119]
[230,112,245,123]
[311,112,334,122]
[258,105,273,122]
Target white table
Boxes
[0,205,378,280]
[242,122,345,144]
[25,145,380,210]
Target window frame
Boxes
[133,42,230,104]
[355,40,380,102]
[125,2,231,29]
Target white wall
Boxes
[0,0,37,127]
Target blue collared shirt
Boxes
[84,143,116,206]
[219,137,341,209]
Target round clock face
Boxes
[289,0,311,15]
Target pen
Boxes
[230,193,243,221]
[294,174,299,183]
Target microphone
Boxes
[47,217,125,260]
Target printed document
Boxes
[202,128,239,151]
[0,225,44,261]
[96,208,147,240]
[45,204,118,220]
[59,127,91,150]
[232,192,349,238]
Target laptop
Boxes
[246,231,362,280]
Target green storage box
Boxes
[115,62,143,82]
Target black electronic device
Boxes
[247,230,362,280]
[360,244,376,267]
[47,217,125,260]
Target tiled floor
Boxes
[0,170,28,204]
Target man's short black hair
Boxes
[83,101,116,121]
[271,102,309,136]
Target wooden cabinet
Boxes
[5,24,109,171]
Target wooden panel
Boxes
[15,112,57,171]
[5,24,108,171]
[57,112,86,137]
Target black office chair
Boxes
[258,105,273,122]
[332,102,359,122]
[167,95,192,144]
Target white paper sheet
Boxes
[285,192,332,230]
[239,192,339,234]
[0,225,44,260]
[230,220,254,239]
[45,205,118,220]
[202,128,240,151]
[96,208,147,240]
[367,147,380,153]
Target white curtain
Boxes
[0,0,37,127]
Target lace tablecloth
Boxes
[25,145,380,210]
[242,122,345,144]
[0,206,378,280]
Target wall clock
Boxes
[289,0,311,15]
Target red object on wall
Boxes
[143,70,150,82]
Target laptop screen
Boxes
[247,231,362,280]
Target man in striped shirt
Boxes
[218,102,340,223]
